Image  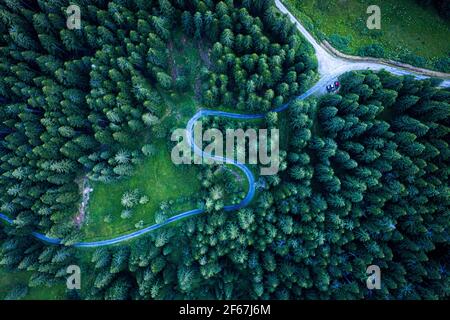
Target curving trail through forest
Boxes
[0,3,449,248]
[0,85,320,247]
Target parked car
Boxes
[326,81,340,93]
[326,83,335,92]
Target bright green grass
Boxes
[284,0,450,66]
[0,268,66,300]
[83,138,201,240]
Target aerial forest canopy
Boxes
[0,0,448,300]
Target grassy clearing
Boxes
[283,0,450,70]
[0,268,66,300]
[84,138,201,240]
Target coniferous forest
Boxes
[0,0,449,300]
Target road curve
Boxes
[1,3,449,247]
[0,85,321,247]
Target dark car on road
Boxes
[326,81,340,93]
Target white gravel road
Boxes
[274,0,450,89]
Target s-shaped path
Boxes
[1,4,449,247]
[0,85,319,247]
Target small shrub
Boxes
[434,56,450,73]
[358,44,386,58]
[139,196,149,205]
[399,53,427,68]
[155,211,167,224]
[328,34,353,54]
[121,189,140,208]
[135,220,144,229]
[120,209,133,219]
